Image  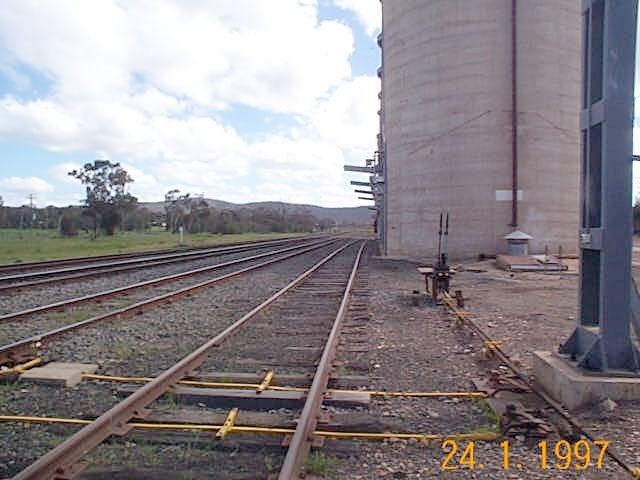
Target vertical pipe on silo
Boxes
[511,0,519,227]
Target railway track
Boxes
[0,235,318,275]
[3,240,632,478]
[4,240,366,479]
[0,236,321,292]
[0,238,338,366]
[0,237,332,324]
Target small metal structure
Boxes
[418,212,454,302]
[560,0,640,372]
[503,230,532,255]
[344,152,386,246]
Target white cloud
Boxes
[50,162,81,185]
[309,75,379,160]
[0,1,378,208]
[0,0,353,113]
[0,176,55,206]
[330,0,381,36]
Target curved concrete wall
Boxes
[380,0,580,259]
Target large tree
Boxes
[69,160,137,236]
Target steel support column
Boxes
[560,0,640,372]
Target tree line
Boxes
[0,160,336,236]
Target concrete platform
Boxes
[496,255,567,272]
[20,362,98,387]
[533,351,640,410]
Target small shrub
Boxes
[304,451,340,477]
[59,215,78,237]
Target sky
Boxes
[0,2,639,209]
[0,0,382,208]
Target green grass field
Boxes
[0,228,306,265]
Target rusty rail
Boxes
[12,241,358,479]
[0,234,313,275]
[442,292,639,479]
[0,238,331,323]
[0,239,337,366]
[278,242,366,479]
[0,236,319,292]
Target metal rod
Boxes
[442,212,449,260]
[511,0,519,227]
[0,415,501,442]
[437,212,443,262]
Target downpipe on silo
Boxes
[510,0,519,227]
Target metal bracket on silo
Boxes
[560,0,640,373]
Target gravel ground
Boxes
[331,256,631,480]
[0,238,315,315]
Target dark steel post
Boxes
[560,0,640,372]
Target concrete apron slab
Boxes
[20,362,98,387]
[533,351,640,410]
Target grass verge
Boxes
[0,229,306,264]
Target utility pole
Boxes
[27,193,36,229]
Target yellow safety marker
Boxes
[0,357,42,376]
[441,294,471,327]
[81,373,487,399]
[482,340,504,358]
[216,408,239,440]
[257,371,275,393]
[0,415,501,442]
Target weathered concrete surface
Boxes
[20,362,98,387]
[380,0,580,259]
[533,351,640,410]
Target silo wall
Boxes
[380,0,580,260]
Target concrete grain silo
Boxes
[378,0,581,259]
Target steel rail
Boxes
[0,234,312,274]
[0,245,214,275]
[0,238,331,323]
[0,239,338,366]
[278,241,366,479]
[0,236,315,287]
[441,292,640,479]
[12,240,358,480]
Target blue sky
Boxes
[0,0,381,207]
[0,2,638,208]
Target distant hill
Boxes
[140,199,374,226]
